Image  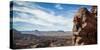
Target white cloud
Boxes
[12,2,73,31]
[55,4,63,10]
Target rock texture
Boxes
[72,6,97,45]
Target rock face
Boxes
[72,6,97,45]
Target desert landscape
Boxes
[10,1,97,49]
[11,29,73,49]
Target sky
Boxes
[10,1,91,31]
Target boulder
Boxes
[72,6,97,45]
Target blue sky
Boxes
[11,1,91,31]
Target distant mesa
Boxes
[34,30,39,32]
[57,30,64,32]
